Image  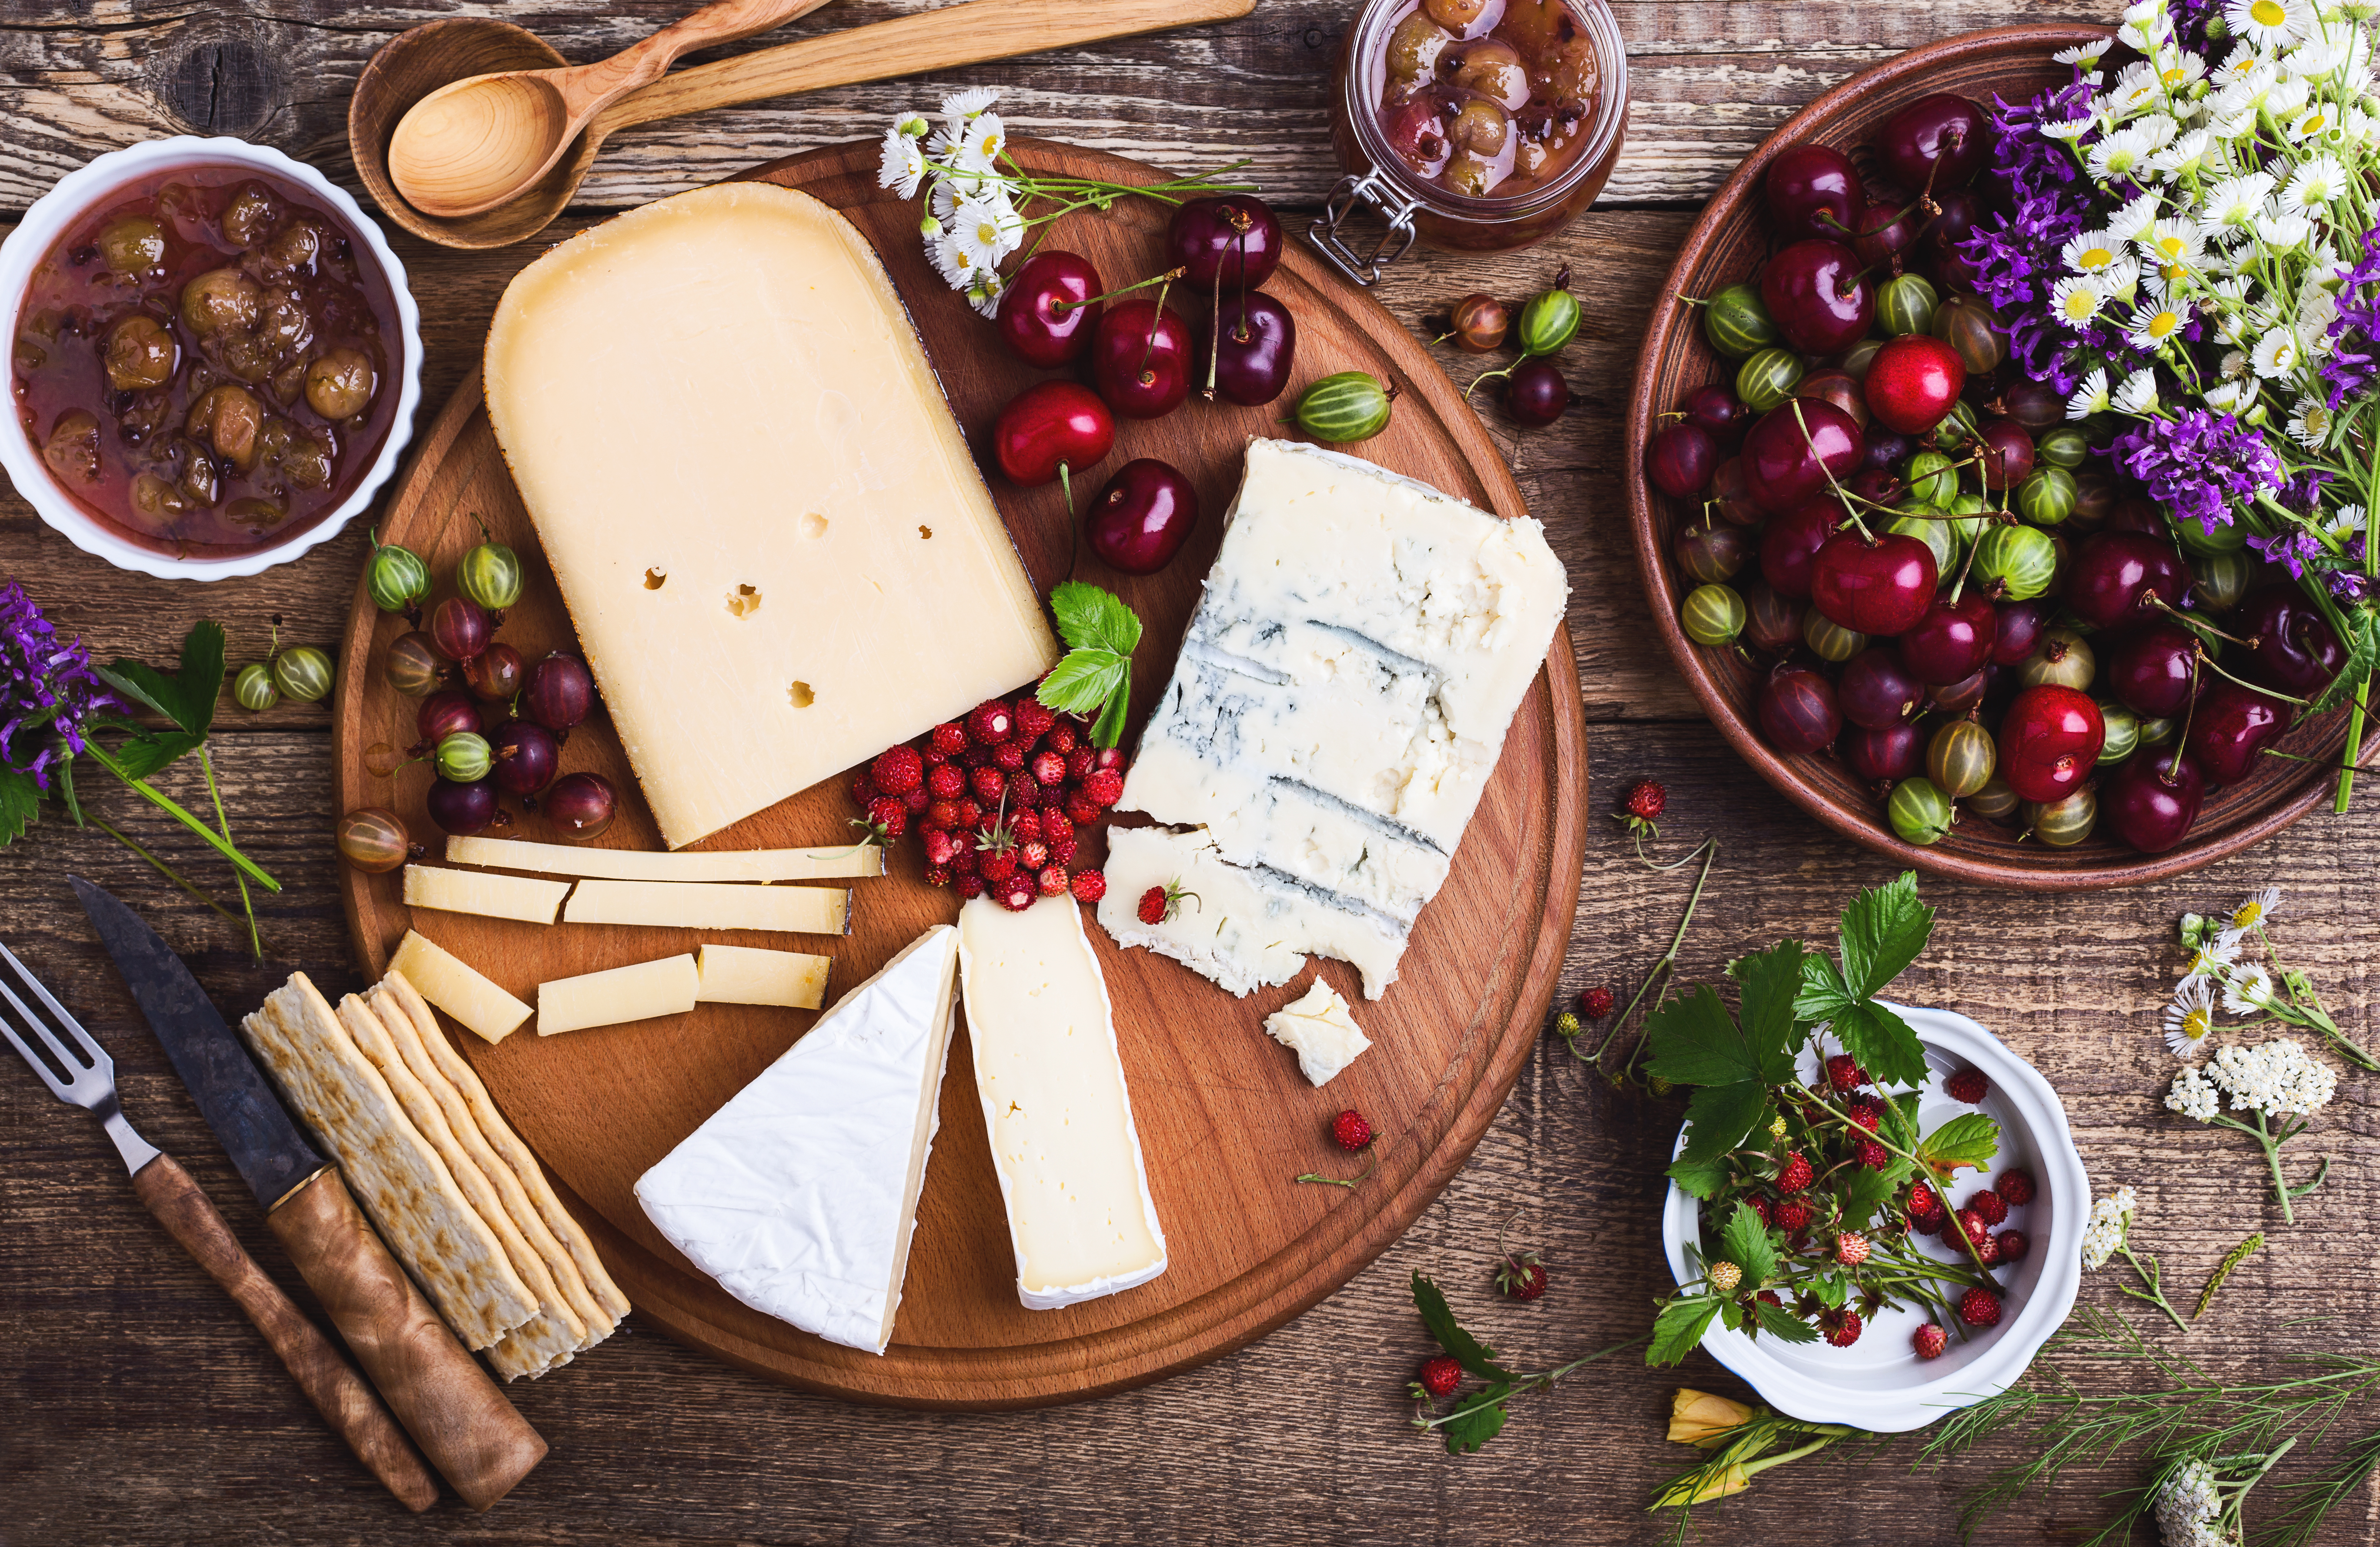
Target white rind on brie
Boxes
[634,925,961,1354]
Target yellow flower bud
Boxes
[1667,1388,1754,1448]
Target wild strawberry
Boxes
[1969,1189,2008,1227]
[929,722,968,757]
[1958,1287,2002,1328]
[1016,839,1050,872]
[1006,770,1043,809]
[1015,697,1056,743]
[1847,1095,1884,1132]
[1706,1260,1743,1294]
[1748,1195,1773,1226]
[923,801,958,831]
[1031,749,1067,785]
[922,828,961,867]
[1066,747,1096,781]
[961,744,994,769]
[993,740,1028,772]
[922,746,949,768]
[866,795,907,839]
[1081,768,1126,807]
[954,799,983,830]
[1066,795,1103,825]
[1093,746,1128,772]
[954,872,986,901]
[1071,869,1107,904]
[1331,1108,1374,1151]
[1821,1308,1864,1348]
[1046,829,1079,866]
[1037,864,1070,897]
[995,878,1037,912]
[1496,1251,1548,1302]
[1995,1229,2029,1263]
[1045,723,1079,756]
[1912,1323,1948,1360]
[1755,1289,1783,1308]
[970,766,1007,805]
[923,864,952,888]
[977,827,1019,881]
[1972,1230,2003,1266]
[1854,1138,1890,1171]
[966,700,1015,745]
[928,763,966,800]
[1945,1068,1989,1105]
[1834,1232,1871,1266]
[850,772,877,809]
[871,746,924,796]
[1772,1198,1815,1236]
[1775,1152,1814,1194]
[1953,1208,1990,1250]
[1996,1169,2036,1208]
[1907,1183,1946,1225]
[1578,984,1615,1018]
[1417,1355,1461,1398]
[949,844,979,876]
[1824,1053,1869,1093]
[903,786,930,814]
[1011,810,1043,844]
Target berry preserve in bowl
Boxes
[0,137,421,580]
[1312,0,1626,282]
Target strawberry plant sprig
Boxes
[1034,582,1140,748]
[1403,1273,1643,1454]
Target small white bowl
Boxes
[1660,1001,2089,1433]
[0,135,423,582]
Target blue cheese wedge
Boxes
[633,925,960,1355]
[1264,980,1371,1086]
[1110,439,1568,994]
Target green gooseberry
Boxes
[435,731,492,784]
[1905,449,1959,509]
[233,662,279,713]
[270,645,334,704]
[366,529,431,615]
[1887,777,1955,846]
[1682,583,1747,646]
[1517,280,1581,357]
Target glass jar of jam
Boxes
[1312,0,1628,283]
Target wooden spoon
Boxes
[351,0,1261,251]
[387,0,838,220]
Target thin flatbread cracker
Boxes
[362,982,610,1340]
[239,974,536,1349]
[334,994,587,1376]
[378,969,631,1328]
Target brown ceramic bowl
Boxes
[1625,24,2377,891]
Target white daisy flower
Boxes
[2228,0,2314,48]
[2113,367,2163,414]
[2285,33,2352,74]
[2056,40,2115,67]
[2136,110,2183,149]
[2053,275,2109,328]
[2288,401,2334,446]
[2205,377,2255,412]
[2182,931,2244,986]
[2069,367,2113,419]
[2121,3,2179,53]
[939,86,999,129]
[2110,190,2166,241]
[2255,207,2316,248]
[2297,277,2340,352]
[2325,503,2367,537]
[2157,51,2211,92]
[2040,114,2096,141]
[2166,1064,2225,1120]
[948,191,1023,268]
[2252,326,2303,377]
[2223,961,2280,1013]
[926,230,974,290]
[949,111,1009,174]
[2063,229,2129,274]
[2287,102,2340,138]
[877,125,928,199]
[2230,886,2283,933]
[2150,127,2214,174]
[2210,106,2263,140]
[965,268,1006,321]
[2129,299,2192,348]
[2139,215,2203,266]
[2165,977,2220,1057]
[2081,1186,2137,1269]
[2283,153,2348,209]
[2109,60,2169,117]
[2090,124,2162,180]
[2264,73,2314,118]
[2213,43,2266,86]
[2206,170,2279,226]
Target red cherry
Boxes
[1168,195,1283,293]
[1741,400,1862,511]
[2105,496,2168,536]
[1847,200,1924,271]
[1922,188,1990,265]
[993,380,1116,486]
[1761,239,1874,355]
[1196,290,1297,405]
[1878,94,1988,191]
[995,250,1103,368]
[2066,532,2189,630]
[1861,335,1967,435]
[1973,418,2036,492]
[1091,298,1194,419]
[2235,584,2348,696]
[1998,684,2105,803]
[1898,590,1997,685]
[2185,679,2295,784]
[2104,750,2206,853]
[1810,531,1939,636]
[1084,458,1200,576]
[1646,421,1718,499]
[1758,662,1841,753]
[1764,143,1866,242]
[1759,499,1840,600]
[1991,598,2054,667]
[2107,622,2203,719]
[1845,467,1903,508]
[1843,722,1925,783]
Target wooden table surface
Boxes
[8,2,2379,1542]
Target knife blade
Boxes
[70,877,328,1212]
[73,877,547,1511]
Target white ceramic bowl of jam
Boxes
[0,135,421,582]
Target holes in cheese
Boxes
[644,567,666,589]
[695,944,830,1009]
[561,879,850,935]
[445,834,882,884]
[789,682,814,709]
[389,929,533,1045]
[402,864,570,925]
[726,584,760,618]
[536,954,699,1036]
[481,181,1060,851]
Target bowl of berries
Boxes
[1625,25,2373,889]
[1658,1003,2089,1433]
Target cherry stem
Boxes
[2145,591,2256,648]
[1204,294,1223,402]
[1134,271,1176,385]
[2192,641,2313,708]
[1792,399,1874,540]
[1054,265,1187,312]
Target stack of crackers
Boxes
[237,968,628,1379]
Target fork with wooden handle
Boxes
[0,960,439,1512]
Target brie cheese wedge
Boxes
[634,925,961,1354]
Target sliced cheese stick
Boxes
[538,954,700,1035]
[389,930,532,1045]
[448,834,883,883]
[695,944,830,1008]
[403,864,571,925]
[563,878,850,936]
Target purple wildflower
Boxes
[2279,467,2335,515]
[2330,536,2375,603]
[2113,411,2284,535]
[2249,528,2324,579]
[2320,223,2380,411]
[0,580,120,789]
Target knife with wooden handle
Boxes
[72,877,547,1511]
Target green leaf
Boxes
[1917,1112,2001,1175]
[1047,581,1141,655]
[106,729,205,782]
[1836,871,1934,1001]
[1884,1090,1924,1153]
[1411,1272,1512,1380]
[1648,1295,1725,1366]
[98,620,226,737]
[0,766,42,844]
[1089,663,1131,749]
[1833,1160,1902,1230]
[1439,1386,1511,1454]
[1718,1200,1777,1288]
[1036,648,1126,716]
[1732,940,1808,1084]
[1827,999,1930,1091]
[1811,1273,1849,1309]
[1754,1300,1821,1344]
[1665,1151,1732,1201]
[1794,954,1855,1024]
[1646,983,1759,1088]
[1676,1079,1771,1168]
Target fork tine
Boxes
[0,974,83,1075]
[0,1013,74,1098]
[0,939,105,1068]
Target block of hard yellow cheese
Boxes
[562,879,849,936]
[402,864,570,926]
[538,954,701,1035]
[482,182,1060,850]
[388,930,533,1045]
[446,834,882,884]
[695,944,830,1009]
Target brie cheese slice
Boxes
[1264,980,1371,1086]
[634,925,960,1354]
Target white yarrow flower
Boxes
[877,125,928,198]
[2113,367,2163,414]
[2165,977,2221,1058]
[2223,961,2281,1014]
[2069,367,2113,419]
[2283,153,2348,210]
[2208,1037,2337,1116]
[2251,326,2302,378]
[2167,1063,2225,1119]
[2081,1186,2137,1270]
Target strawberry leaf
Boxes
[1918,1112,2001,1175]
[1834,1158,1903,1228]
[1718,1199,1776,1288]
[1036,649,1126,715]
[1676,1078,1770,1168]
[104,729,205,782]
[1825,998,1929,1092]
[1645,982,1757,1088]
[1837,870,1934,1001]
[1047,581,1141,655]
[0,766,41,844]
[1648,1295,1725,1367]
[1754,1300,1820,1343]
[99,620,225,739]
[1665,1151,1732,1201]
[1438,1385,1511,1454]
[1731,940,1808,1083]
[1411,1272,1512,1381]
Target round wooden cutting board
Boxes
[334,140,1587,1408]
